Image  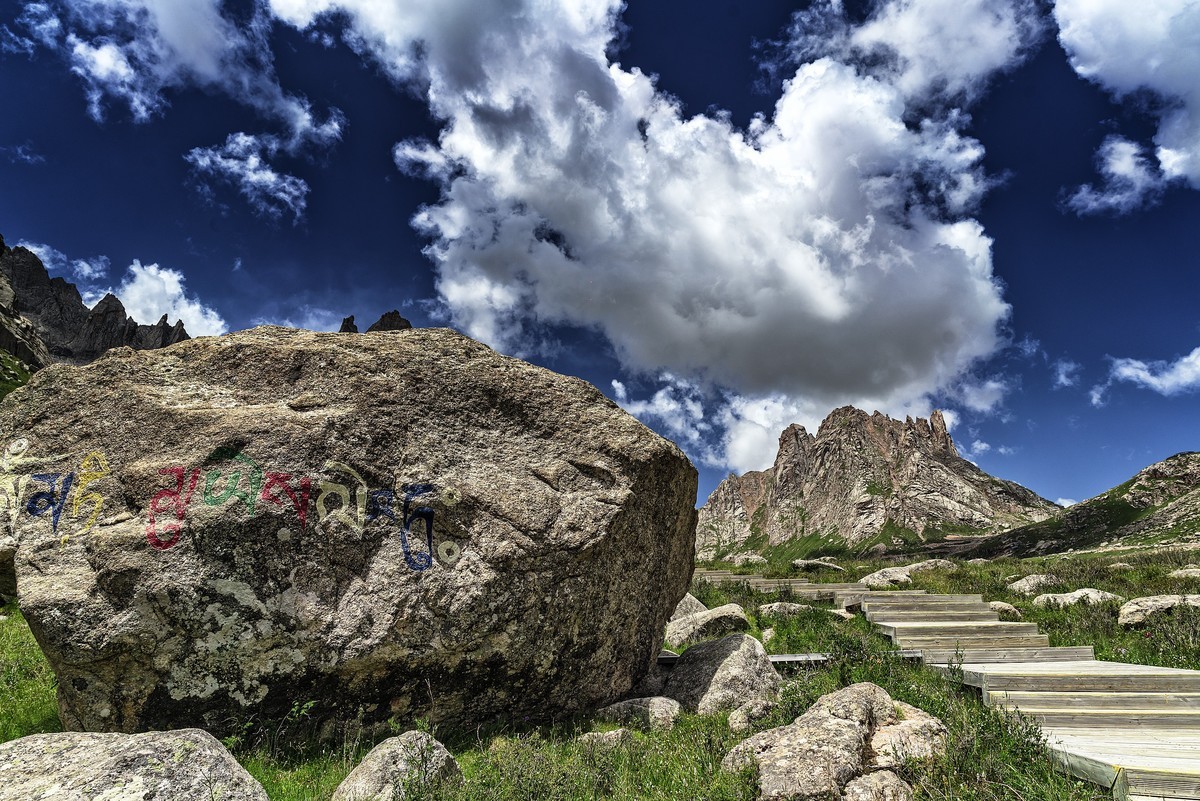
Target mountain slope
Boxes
[696,406,1058,558]
[967,452,1200,557]
[0,233,189,368]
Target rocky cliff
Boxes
[0,234,189,366]
[967,452,1200,557]
[696,406,1058,558]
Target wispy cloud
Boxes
[1055,0,1200,213]
[1052,358,1081,388]
[1092,346,1200,406]
[185,133,311,223]
[0,142,46,165]
[17,240,108,284]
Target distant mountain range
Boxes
[965,452,1200,557]
[0,233,188,370]
[697,406,1200,559]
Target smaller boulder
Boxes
[841,770,913,801]
[332,731,460,801]
[868,701,947,768]
[729,698,777,734]
[595,697,682,731]
[793,559,846,572]
[577,729,632,748]
[1169,568,1200,579]
[0,729,267,801]
[664,603,750,649]
[1007,574,1058,596]
[671,593,708,621]
[1033,588,1124,608]
[861,559,956,589]
[758,602,815,619]
[988,601,1022,619]
[1108,562,1134,571]
[665,634,780,714]
[762,627,776,645]
[731,552,768,567]
[966,558,991,565]
[1119,595,1200,627]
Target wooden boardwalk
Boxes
[693,567,870,600]
[854,590,1200,801]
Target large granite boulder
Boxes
[1007,574,1058,596]
[1,326,697,736]
[664,603,750,648]
[0,729,267,801]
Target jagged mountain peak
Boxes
[696,406,1057,558]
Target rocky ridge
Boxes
[0,233,188,367]
[696,406,1057,557]
[967,452,1200,557]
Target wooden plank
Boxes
[922,646,1094,664]
[897,634,1051,649]
[877,621,1039,636]
[866,610,999,623]
[989,691,1200,710]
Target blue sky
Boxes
[1,0,1198,508]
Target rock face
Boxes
[1119,595,1200,627]
[332,731,460,801]
[2,326,697,736]
[696,407,1056,557]
[0,235,189,366]
[367,310,413,332]
[968,452,1200,557]
[0,729,268,801]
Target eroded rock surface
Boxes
[671,592,707,621]
[1007,574,1058,596]
[841,770,913,801]
[2,326,696,735]
[595,696,682,731]
[0,729,267,801]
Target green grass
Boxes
[0,353,31,401]
[0,604,61,741]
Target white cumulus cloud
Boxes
[1054,0,1200,212]
[103,260,228,337]
[185,133,310,223]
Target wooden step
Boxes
[898,634,1051,649]
[863,602,992,616]
[960,662,1200,694]
[877,621,1039,637]
[989,691,1200,710]
[866,610,998,623]
[863,595,984,607]
[1016,708,1200,728]
[920,646,1094,664]
[1122,767,1200,801]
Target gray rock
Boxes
[728,698,777,734]
[366,311,413,332]
[758,601,815,619]
[1108,562,1134,571]
[966,558,991,564]
[664,603,750,649]
[861,559,957,589]
[988,601,1022,619]
[723,715,864,800]
[665,634,780,714]
[2,326,696,736]
[1119,594,1200,627]
[577,728,632,748]
[1032,588,1124,608]
[671,592,708,621]
[333,731,460,801]
[596,696,682,731]
[1007,574,1058,596]
[841,771,914,801]
[793,558,845,572]
[338,316,358,333]
[730,552,767,567]
[1169,568,1200,579]
[722,683,937,801]
[0,729,267,801]
[868,700,947,768]
[761,627,776,645]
